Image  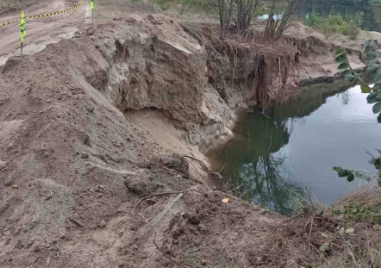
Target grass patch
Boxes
[305,11,364,40]
[370,0,381,7]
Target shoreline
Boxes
[0,6,380,267]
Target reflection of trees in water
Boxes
[231,153,306,215]
[339,90,351,106]
[211,81,353,215]
[219,109,308,215]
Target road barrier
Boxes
[0,2,86,27]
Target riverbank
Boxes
[0,2,380,267]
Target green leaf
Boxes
[342,70,353,76]
[364,40,371,47]
[367,92,379,104]
[338,169,350,177]
[367,65,379,72]
[375,158,381,169]
[374,83,381,90]
[361,84,371,93]
[321,232,332,238]
[344,74,356,81]
[336,54,347,63]
[319,243,331,252]
[373,101,381,114]
[366,52,377,62]
[333,210,341,215]
[377,215,381,225]
[338,62,350,70]
[336,49,345,56]
[347,172,355,182]
[345,228,355,235]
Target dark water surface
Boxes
[295,1,381,32]
[208,81,381,215]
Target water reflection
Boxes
[210,107,307,215]
[208,80,381,215]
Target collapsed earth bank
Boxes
[0,14,365,267]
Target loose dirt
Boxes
[0,1,376,267]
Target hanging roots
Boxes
[190,24,300,107]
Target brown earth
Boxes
[0,1,376,267]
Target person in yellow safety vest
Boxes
[20,11,26,43]
[91,0,94,10]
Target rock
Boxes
[0,160,7,170]
[4,177,13,187]
[86,28,95,36]
[373,225,381,231]
[32,245,41,252]
[198,223,208,234]
[172,226,184,239]
[188,132,201,145]
[124,178,148,195]
[183,213,200,225]
[86,106,94,113]
[99,220,107,228]
[81,153,89,159]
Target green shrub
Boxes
[305,11,323,27]
[347,11,364,39]
[305,11,364,40]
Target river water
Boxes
[208,81,381,215]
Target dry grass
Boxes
[320,249,381,268]
[336,183,381,208]
[256,184,381,267]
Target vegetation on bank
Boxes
[139,0,301,40]
[370,0,381,6]
[305,11,364,39]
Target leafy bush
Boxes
[370,0,381,6]
[305,11,364,40]
[334,43,381,184]
[347,11,364,39]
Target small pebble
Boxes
[99,220,107,228]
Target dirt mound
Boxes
[0,10,372,267]
[0,14,284,268]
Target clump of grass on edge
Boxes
[305,11,364,40]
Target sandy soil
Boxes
[284,22,366,82]
[0,1,378,267]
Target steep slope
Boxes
[0,14,283,268]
